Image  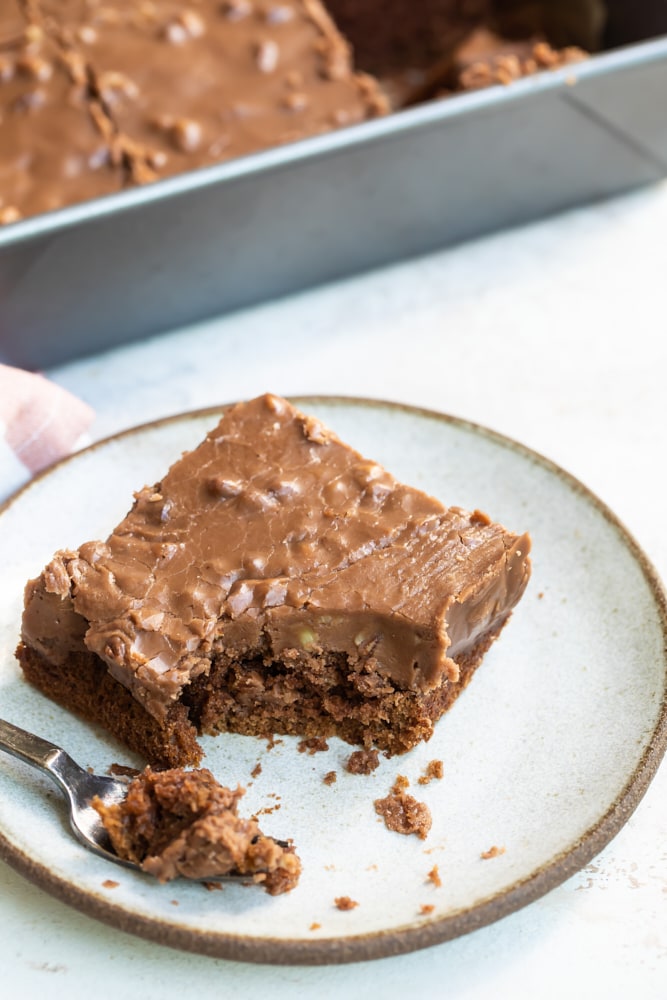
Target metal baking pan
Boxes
[1,1,666,370]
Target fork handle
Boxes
[0,718,63,769]
[0,718,84,798]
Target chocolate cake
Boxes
[2,0,388,221]
[2,1,597,224]
[322,0,487,106]
[374,788,432,839]
[18,394,531,767]
[93,764,301,891]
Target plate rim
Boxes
[1,395,666,965]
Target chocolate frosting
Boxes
[22,394,531,721]
[0,1,122,223]
[2,0,387,221]
[39,0,388,182]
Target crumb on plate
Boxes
[334,896,359,911]
[426,864,442,887]
[481,845,506,860]
[374,790,432,839]
[418,759,444,785]
[298,737,329,754]
[346,749,380,774]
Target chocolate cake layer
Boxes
[491,0,606,52]
[19,395,530,766]
[323,0,487,105]
[321,1,593,107]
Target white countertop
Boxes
[2,180,667,997]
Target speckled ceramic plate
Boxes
[0,398,666,965]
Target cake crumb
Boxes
[418,760,444,785]
[374,790,432,840]
[426,864,442,887]
[323,770,337,785]
[102,879,119,889]
[334,896,359,911]
[419,904,435,915]
[298,737,329,754]
[250,761,262,779]
[171,900,179,906]
[310,922,321,931]
[254,803,281,816]
[265,735,283,750]
[202,880,224,891]
[392,774,409,791]
[481,845,506,860]
[346,749,380,774]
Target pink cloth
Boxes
[0,364,94,501]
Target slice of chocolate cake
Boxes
[17,394,531,767]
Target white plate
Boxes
[0,398,665,965]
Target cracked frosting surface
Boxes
[22,394,531,721]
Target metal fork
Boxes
[0,718,285,880]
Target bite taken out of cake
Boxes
[17,394,531,767]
